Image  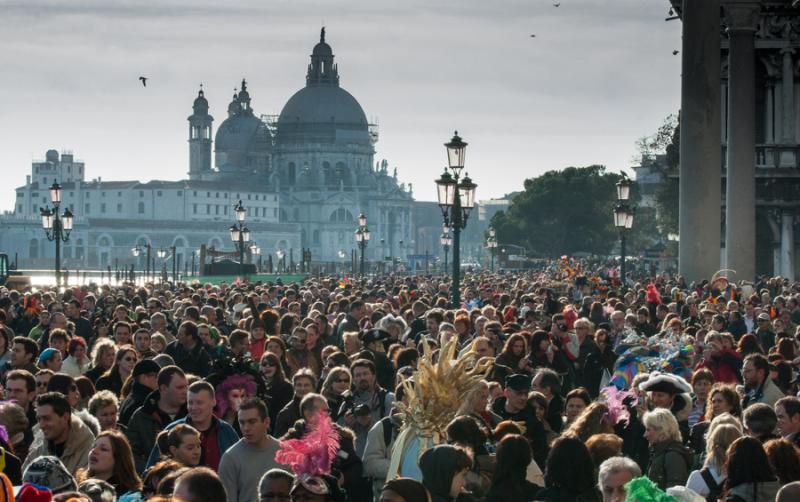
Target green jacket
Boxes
[647,439,692,490]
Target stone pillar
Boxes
[781,211,795,279]
[765,82,774,144]
[781,49,796,166]
[723,0,760,281]
[678,0,722,282]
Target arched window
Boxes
[29,238,39,259]
[138,202,145,214]
[329,208,354,223]
[75,239,84,260]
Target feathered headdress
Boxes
[600,385,636,427]
[276,410,340,492]
[387,337,491,480]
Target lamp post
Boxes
[250,243,261,272]
[440,225,452,275]
[131,243,152,281]
[156,248,167,284]
[487,228,498,272]
[276,249,285,274]
[229,200,250,280]
[40,182,74,288]
[354,213,370,277]
[435,131,477,307]
[613,177,635,293]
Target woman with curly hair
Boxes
[689,383,742,455]
[84,338,116,384]
[495,333,532,374]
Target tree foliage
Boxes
[490,165,625,257]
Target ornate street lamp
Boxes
[613,176,635,292]
[355,214,370,277]
[276,249,285,274]
[435,132,477,306]
[41,182,73,288]
[440,224,452,275]
[230,200,250,279]
[132,243,153,280]
[487,228,498,272]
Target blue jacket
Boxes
[145,416,239,469]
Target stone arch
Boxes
[96,233,114,268]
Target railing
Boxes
[721,144,800,169]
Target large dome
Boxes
[276,86,370,145]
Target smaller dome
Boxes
[312,41,333,56]
[45,149,59,162]
[193,89,209,111]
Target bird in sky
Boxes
[672,50,679,55]
[530,34,536,38]
[139,76,148,87]
[553,2,561,6]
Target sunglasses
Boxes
[123,357,137,362]
[335,379,350,384]
[261,361,277,367]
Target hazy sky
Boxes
[0,0,681,210]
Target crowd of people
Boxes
[0,263,799,502]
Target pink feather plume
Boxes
[601,385,636,427]
[276,410,340,478]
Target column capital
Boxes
[723,0,761,33]
[780,47,795,56]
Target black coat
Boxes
[491,396,549,467]
[118,380,154,426]
[164,340,211,377]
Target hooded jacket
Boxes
[23,414,96,474]
[118,381,155,426]
[125,390,187,473]
[419,445,463,502]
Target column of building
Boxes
[723,0,760,281]
[678,0,722,282]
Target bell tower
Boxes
[188,85,214,179]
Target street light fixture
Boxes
[440,225,452,275]
[613,176,635,292]
[230,200,250,279]
[435,131,477,307]
[41,182,73,288]
[355,213,370,276]
[487,228,498,272]
[276,249,285,274]
[132,243,152,280]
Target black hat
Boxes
[505,374,531,393]
[639,371,692,395]
[132,359,161,378]
[361,328,390,345]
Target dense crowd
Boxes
[0,264,799,502]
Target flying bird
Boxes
[530,34,536,38]
[672,50,679,55]
[553,2,560,6]
[139,76,148,87]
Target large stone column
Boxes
[723,0,760,281]
[781,211,795,279]
[679,0,722,282]
[780,49,796,166]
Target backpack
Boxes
[380,416,396,448]
[699,467,722,502]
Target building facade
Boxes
[0,29,416,272]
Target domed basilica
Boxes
[188,28,415,262]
